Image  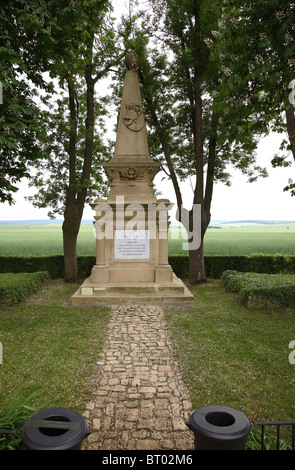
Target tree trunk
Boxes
[186,204,209,283]
[62,213,80,282]
[188,240,206,283]
[63,77,80,282]
[189,2,206,284]
[62,51,95,282]
[285,102,295,162]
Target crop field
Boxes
[169,222,295,256]
[0,221,294,256]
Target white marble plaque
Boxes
[114,230,150,259]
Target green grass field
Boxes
[0,223,95,256]
[0,221,294,256]
[204,225,295,256]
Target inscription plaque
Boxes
[115,230,150,259]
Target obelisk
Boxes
[71,52,194,306]
[103,51,160,204]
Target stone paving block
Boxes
[83,304,194,450]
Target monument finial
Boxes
[125,51,139,71]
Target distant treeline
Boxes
[216,220,295,225]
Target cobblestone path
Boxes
[83,304,194,450]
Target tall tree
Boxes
[0,0,54,204]
[20,0,123,281]
[212,0,295,195]
[124,0,268,282]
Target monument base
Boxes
[70,274,194,307]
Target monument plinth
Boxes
[71,52,194,306]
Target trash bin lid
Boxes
[189,406,251,440]
[21,407,89,450]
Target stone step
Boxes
[71,274,194,307]
[71,288,194,307]
[98,284,186,294]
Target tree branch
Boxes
[93,51,126,84]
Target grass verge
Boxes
[0,279,110,415]
[164,279,295,426]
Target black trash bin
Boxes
[186,405,251,450]
[21,407,91,450]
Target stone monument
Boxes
[71,52,194,306]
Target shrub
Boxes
[0,255,95,279]
[0,255,65,278]
[205,254,295,278]
[0,271,49,305]
[168,254,189,278]
[170,254,295,279]
[221,270,295,309]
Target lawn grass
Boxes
[0,280,109,413]
[165,279,295,425]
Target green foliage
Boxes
[0,390,41,450]
[1,254,295,282]
[221,270,295,308]
[0,271,49,305]
[247,426,293,451]
[27,82,111,217]
[22,0,118,217]
[168,255,190,279]
[125,0,270,187]
[212,0,295,190]
[205,254,295,278]
[0,255,96,279]
[0,0,119,211]
[0,255,65,278]
[0,2,49,203]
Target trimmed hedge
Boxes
[0,255,93,279]
[221,270,295,309]
[0,254,295,280]
[204,254,295,278]
[0,255,65,279]
[0,271,49,305]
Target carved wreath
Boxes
[118,167,144,180]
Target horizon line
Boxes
[1,218,295,224]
